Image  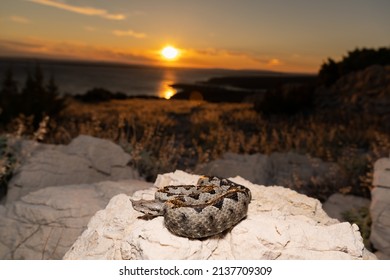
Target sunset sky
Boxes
[0,0,389,73]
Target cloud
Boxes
[249,54,284,67]
[196,48,268,61]
[199,49,284,68]
[194,48,244,57]
[267,58,282,66]
[177,47,289,70]
[26,0,125,20]
[9,15,31,24]
[0,39,44,49]
[0,39,47,57]
[112,29,147,39]
[0,38,154,65]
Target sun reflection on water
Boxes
[159,81,176,99]
[158,70,177,99]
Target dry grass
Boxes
[1,97,389,198]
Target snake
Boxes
[130,176,252,239]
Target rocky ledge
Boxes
[64,170,375,260]
[4,135,140,204]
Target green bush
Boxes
[342,207,372,249]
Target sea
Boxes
[0,57,274,99]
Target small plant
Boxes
[0,135,15,199]
[342,207,372,249]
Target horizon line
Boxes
[0,55,318,76]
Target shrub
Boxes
[0,136,15,200]
[0,64,65,128]
[253,83,315,116]
[75,88,128,103]
[0,67,20,124]
[20,66,65,127]
[318,47,390,86]
[342,207,371,248]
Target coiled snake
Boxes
[131,176,252,239]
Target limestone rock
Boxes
[196,152,345,197]
[322,193,370,222]
[373,157,390,188]
[195,152,269,183]
[371,157,390,259]
[64,170,375,260]
[0,179,153,259]
[5,135,140,204]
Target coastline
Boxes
[0,56,313,100]
[171,74,317,102]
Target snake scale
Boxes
[131,176,252,239]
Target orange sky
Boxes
[1,0,389,73]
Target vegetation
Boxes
[342,207,372,248]
[0,65,66,199]
[0,135,14,199]
[74,87,128,103]
[318,47,390,86]
[0,68,20,124]
[0,49,389,203]
[253,83,315,116]
[1,97,387,201]
[0,65,65,128]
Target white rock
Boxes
[5,135,140,204]
[373,158,390,188]
[64,171,375,260]
[195,152,345,196]
[322,193,370,221]
[370,157,390,259]
[195,153,269,183]
[0,179,153,259]
[370,186,390,258]
[65,135,131,175]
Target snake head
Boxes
[130,199,165,219]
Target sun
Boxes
[161,46,179,60]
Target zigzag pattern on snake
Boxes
[130,176,252,239]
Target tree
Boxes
[20,64,64,128]
[47,75,59,97]
[318,58,339,86]
[1,64,65,128]
[318,47,390,86]
[0,67,20,123]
